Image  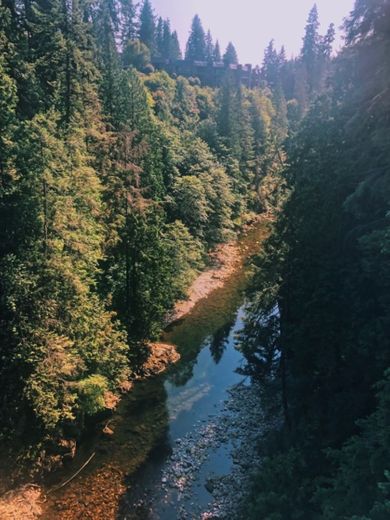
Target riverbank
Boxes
[168,219,263,324]
[0,343,181,520]
[128,380,271,519]
[169,241,241,324]
[0,219,270,520]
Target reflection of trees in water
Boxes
[162,224,267,388]
[164,295,241,387]
[210,319,236,364]
[166,310,238,386]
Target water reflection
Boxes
[210,319,236,364]
[43,222,269,520]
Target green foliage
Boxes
[243,2,390,518]
[223,42,239,66]
[123,39,151,70]
[185,15,207,61]
[0,0,280,459]
[139,0,155,53]
[75,375,110,417]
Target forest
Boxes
[0,0,389,518]
[0,0,283,456]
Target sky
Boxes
[151,0,356,65]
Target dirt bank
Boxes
[0,343,180,520]
[169,241,241,324]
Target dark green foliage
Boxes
[122,39,151,70]
[0,0,280,466]
[223,42,238,66]
[243,1,390,518]
[185,14,207,61]
[119,0,138,44]
[170,30,182,60]
[213,40,221,62]
[139,0,155,54]
[205,30,214,63]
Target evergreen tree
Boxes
[261,39,281,89]
[139,0,155,54]
[185,14,207,61]
[170,30,182,60]
[93,0,122,124]
[320,23,335,58]
[155,16,164,58]
[162,19,172,60]
[119,0,138,44]
[205,29,214,63]
[213,39,221,62]
[301,3,320,93]
[223,41,238,66]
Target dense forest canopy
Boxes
[241,0,390,518]
[0,1,389,518]
[0,0,285,455]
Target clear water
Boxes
[44,222,268,519]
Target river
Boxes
[44,221,269,520]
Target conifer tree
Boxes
[223,42,238,66]
[320,23,335,58]
[155,16,164,58]
[213,40,222,62]
[301,4,320,93]
[162,19,172,60]
[119,0,138,44]
[139,0,155,54]
[205,29,214,63]
[261,39,281,88]
[185,14,207,61]
[170,30,182,60]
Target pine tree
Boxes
[213,40,222,62]
[185,14,207,61]
[170,30,182,60]
[205,29,214,63]
[93,0,122,124]
[119,0,138,44]
[223,42,238,66]
[155,16,164,58]
[139,0,155,54]
[301,4,320,93]
[320,23,335,59]
[261,40,281,88]
[162,19,172,60]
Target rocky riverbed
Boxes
[126,379,274,520]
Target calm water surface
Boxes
[45,222,268,519]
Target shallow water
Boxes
[44,222,268,519]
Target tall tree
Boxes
[213,39,221,62]
[223,41,238,66]
[301,3,320,93]
[119,0,138,44]
[261,39,281,89]
[139,0,155,54]
[155,16,164,58]
[205,29,214,63]
[170,30,182,60]
[185,14,207,61]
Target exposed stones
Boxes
[130,381,274,519]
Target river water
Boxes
[44,222,268,520]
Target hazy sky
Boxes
[151,0,356,64]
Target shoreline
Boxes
[0,219,266,520]
[168,240,241,325]
[167,218,266,325]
